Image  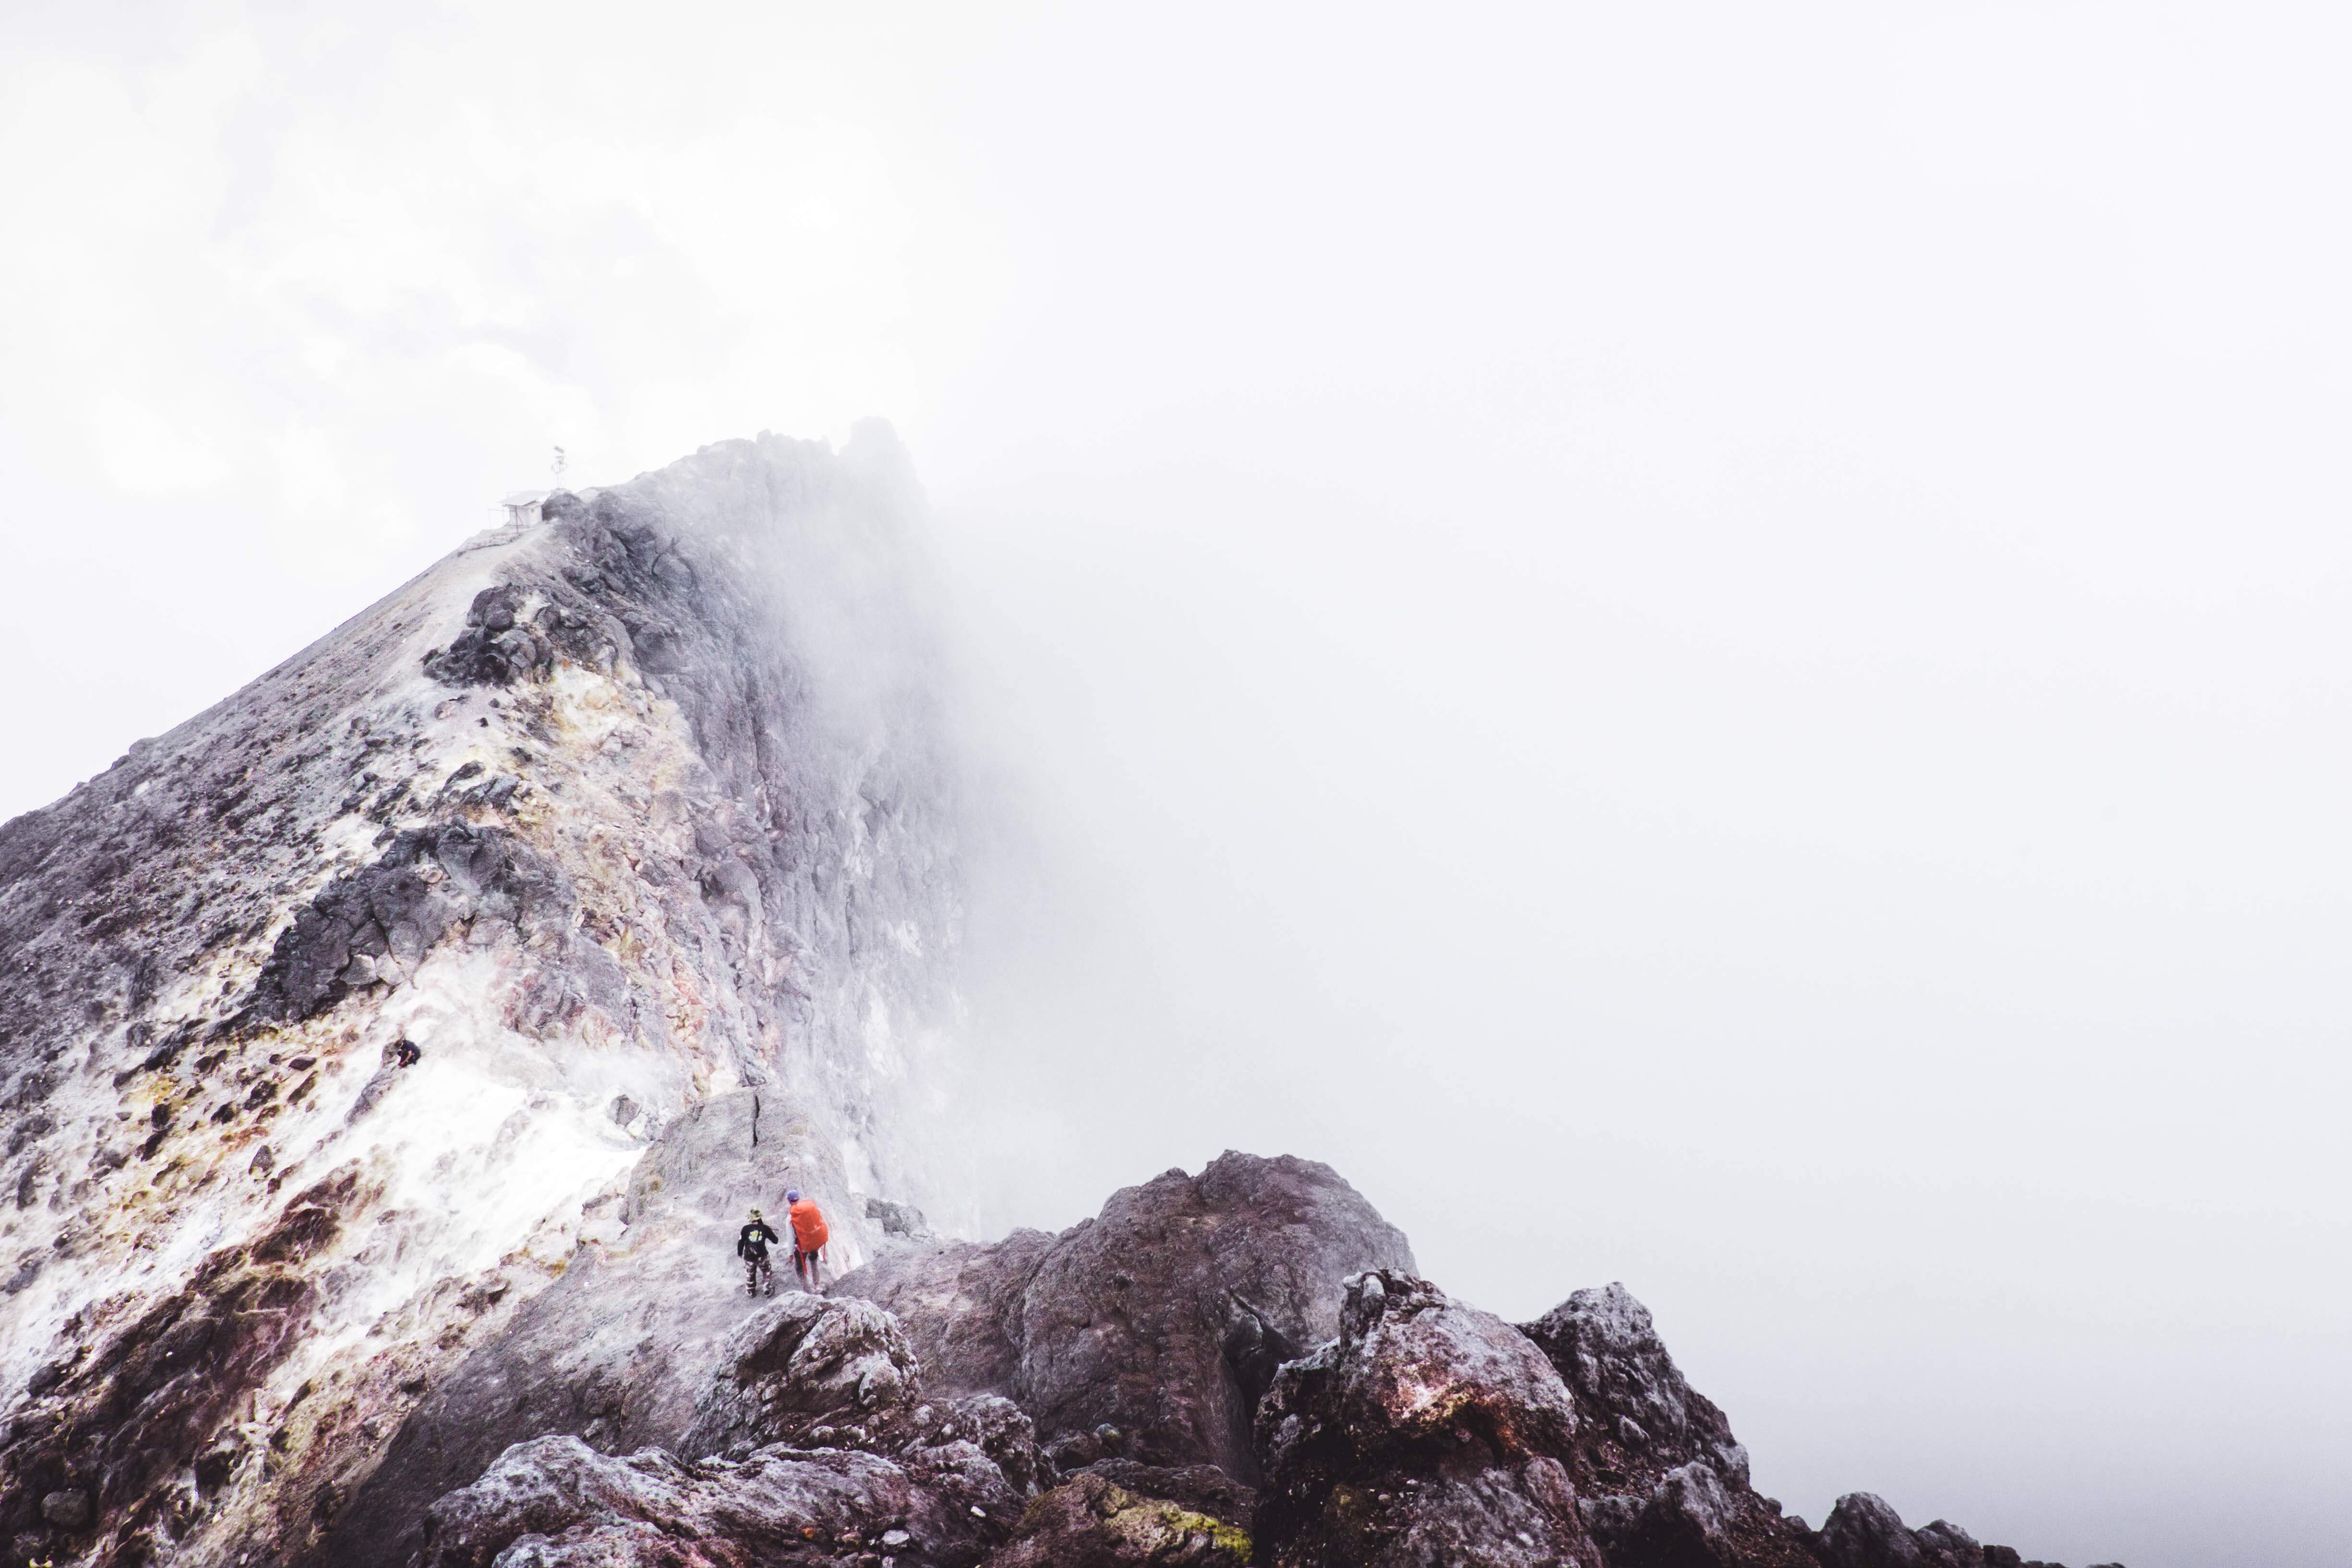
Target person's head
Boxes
[785,1189,801,1204]
[748,1208,761,1219]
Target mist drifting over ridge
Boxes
[4,3,2349,1565]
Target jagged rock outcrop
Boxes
[830,1152,1414,1481]
[415,1296,1046,1568]
[1522,1284,1754,1495]
[1521,1283,1814,1568]
[417,1432,1028,1568]
[401,1195,2123,1568]
[1253,1269,1605,1568]
[1817,1494,1938,1568]
[1813,1493,2107,1568]
[679,1292,925,1459]
[0,429,968,1566]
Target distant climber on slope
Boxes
[786,1188,829,1290]
[737,1208,781,1297]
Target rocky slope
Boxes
[0,429,969,1566]
[829,1152,1415,1482]
[0,429,2127,1568]
[397,1152,2122,1568]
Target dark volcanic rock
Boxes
[983,1471,1250,1568]
[1253,1269,1604,1568]
[332,1197,2139,1568]
[868,1195,937,1241]
[1520,1283,1752,1496]
[832,1151,1414,1482]
[415,1284,1046,1568]
[1817,1493,1932,1568]
[832,1230,1057,1399]
[1911,1518,1987,1568]
[680,1292,924,1458]
[1816,1493,2092,1568]
[418,1433,1024,1568]
[1080,1458,1256,1530]
[423,583,559,688]
[926,1395,1052,1502]
[1522,1283,1815,1568]
[1608,1460,1752,1568]
[236,821,592,1028]
[403,1160,2124,1568]
[0,1170,357,1560]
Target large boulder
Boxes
[1080,1459,1256,1530]
[1607,1460,1746,1568]
[833,1231,1057,1399]
[417,1433,1023,1568]
[680,1292,923,1458]
[832,1151,1414,1481]
[1816,1493,2102,1568]
[416,1284,1049,1568]
[1253,1270,1605,1568]
[1521,1284,1817,1568]
[1519,1284,1752,1495]
[1911,1518,1987,1568]
[1816,1493,1933,1568]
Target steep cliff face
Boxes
[0,428,968,1566]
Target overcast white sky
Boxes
[4,5,2349,1565]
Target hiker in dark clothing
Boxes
[737,1208,781,1297]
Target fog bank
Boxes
[4,5,2349,1565]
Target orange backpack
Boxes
[788,1198,829,1252]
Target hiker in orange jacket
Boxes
[785,1189,829,1290]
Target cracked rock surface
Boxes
[414,1294,1045,1568]
[1520,1283,1815,1568]
[1254,1269,1604,1568]
[417,1433,1026,1568]
[829,1151,1414,1482]
[679,1291,925,1460]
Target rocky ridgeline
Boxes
[398,1152,2121,1568]
[0,431,968,1566]
[0,431,2122,1568]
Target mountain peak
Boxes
[0,437,965,1565]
